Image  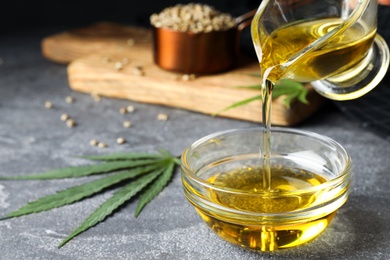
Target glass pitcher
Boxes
[251,0,389,101]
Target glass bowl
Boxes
[181,127,352,251]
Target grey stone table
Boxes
[1,29,390,260]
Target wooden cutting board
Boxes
[42,22,326,126]
[42,22,152,63]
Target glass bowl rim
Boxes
[181,126,352,196]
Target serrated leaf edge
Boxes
[134,161,175,217]
[0,159,164,180]
[58,168,164,248]
[1,164,162,219]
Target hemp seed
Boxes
[126,105,135,113]
[66,118,76,128]
[65,96,74,103]
[44,101,53,109]
[150,3,235,33]
[123,120,132,128]
[116,137,126,144]
[182,74,196,81]
[91,93,101,102]
[97,142,107,148]
[119,107,128,114]
[60,113,70,121]
[89,139,99,146]
[133,66,144,76]
[157,113,169,121]
[114,62,123,71]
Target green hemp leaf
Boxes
[0,149,180,248]
[214,77,309,115]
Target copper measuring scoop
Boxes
[152,10,256,75]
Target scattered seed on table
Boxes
[116,137,126,144]
[182,74,196,81]
[44,101,53,109]
[60,113,70,121]
[133,66,144,76]
[119,107,128,114]
[114,62,123,71]
[157,113,168,121]
[65,96,74,103]
[98,142,107,148]
[123,120,132,128]
[91,93,101,102]
[89,139,99,146]
[66,118,76,128]
[126,105,135,113]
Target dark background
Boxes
[2,1,388,51]
[1,0,259,33]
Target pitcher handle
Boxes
[234,9,257,58]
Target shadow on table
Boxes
[227,195,387,259]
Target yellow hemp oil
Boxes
[194,166,338,251]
